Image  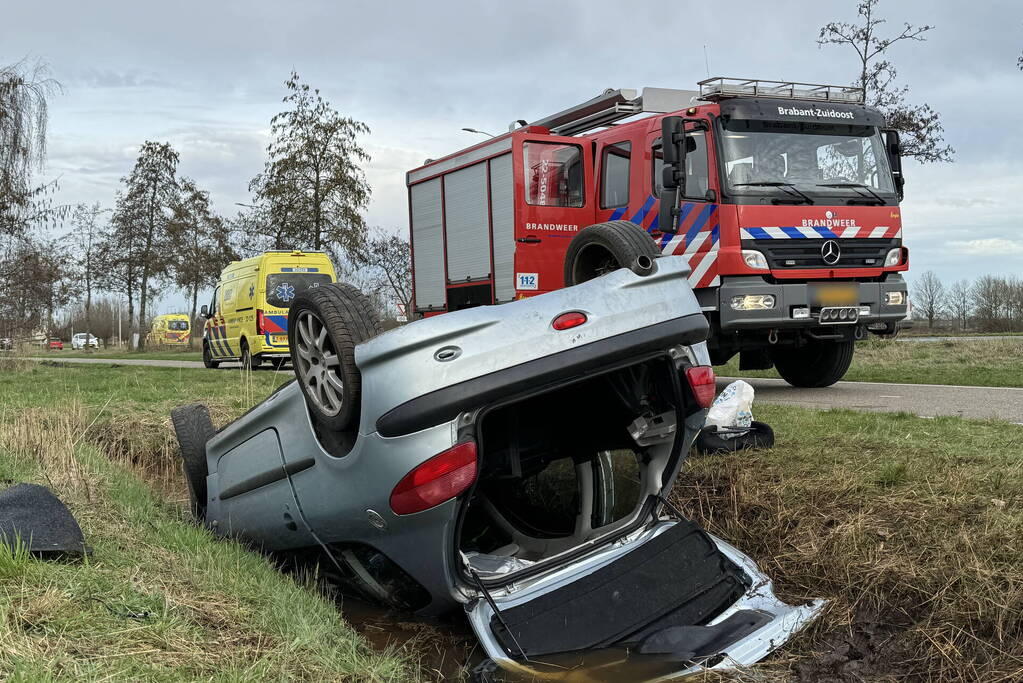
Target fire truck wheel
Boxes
[288,283,383,432]
[770,339,855,388]
[171,403,214,520]
[563,220,660,286]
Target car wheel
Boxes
[240,340,262,370]
[202,343,220,369]
[563,220,660,286]
[288,283,382,432]
[770,339,855,388]
[170,403,215,520]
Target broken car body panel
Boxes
[195,255,822,676]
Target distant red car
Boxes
[47,338,63,350]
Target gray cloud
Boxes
[4,0,1022,312]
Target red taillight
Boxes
[256,309,266,335]
[552,311,587,331]
[389,442,477,515]
[685,366,717,409]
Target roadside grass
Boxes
[719,336,1023,388]
[31,348,204,362]
[673,404,1023,681]
[0,360,419,681]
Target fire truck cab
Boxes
[405,77,909,387]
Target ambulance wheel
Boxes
[171,403,214,520]
[563,220,660,286]
[202,343,220,369]
[289,283,383,432]
[770,339,855,388]
[240,340,262,370]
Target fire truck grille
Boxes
[744,238,899,269]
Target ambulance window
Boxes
[266,272,333,308]
[211,287,221,314]
[600,142,631,209]
[523,142,585,207]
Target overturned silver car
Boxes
[172,255,822,678]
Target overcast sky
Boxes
[4,0,1021,315]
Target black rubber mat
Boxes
[490,520,747,657]
[0,483,88,557]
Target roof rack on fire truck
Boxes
[512,87,701,137]
[698,77,864,104]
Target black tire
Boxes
[288,283,382,432]
[694,421,775,456]
[770,339,855,388]
[171,403,215,519]
[240,340,262,370]
[202,342,219,369]
[563,220,660,286]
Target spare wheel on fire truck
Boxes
[563,220,660,285]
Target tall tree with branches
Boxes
[818,0,953,163]
[169,178,234,338]
[356,232,413,317]
[105,141,179,348]
[254,72,371,263]
[68,202,108,346]
[914,270,945,328]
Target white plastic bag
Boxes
[704,380,755,439]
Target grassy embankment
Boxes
[674,403,1023,681]
[3,359,1022,680]
[719,336,1023,388]
[32,348,204,362]
[0,359,419,681]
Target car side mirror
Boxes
[200,305,209,318]
[658,187,680,234]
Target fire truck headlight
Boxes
[885,291,905,306]
[742,250,769,270]
[731,294,776,311]
[884,248,902,267]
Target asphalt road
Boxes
[718,376,1023,423]
[22,357,1023,423]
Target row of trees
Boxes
[913,271,1023,333]
[1,61,411,346]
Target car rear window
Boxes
[168,320,188,330]
[265,272,333,308]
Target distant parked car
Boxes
[46,338,63,351]
[0,338,12,351]
[71,333,100,349]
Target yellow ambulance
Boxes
[148,313,191,347]
[200,250,336,369]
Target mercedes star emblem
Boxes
[821,239,841,265]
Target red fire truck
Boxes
[405,77,909,387]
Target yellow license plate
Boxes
[272,335,288,345]
[810,283,858,307]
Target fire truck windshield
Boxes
[720,119,897,203]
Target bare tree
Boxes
[913,270,945,328]
[356,232,413,317]
[69,202,108,348]
[168,178,235,340]
[946,279,972,332]
[254,72,371,264]
[818,0,953,163]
